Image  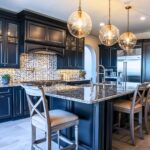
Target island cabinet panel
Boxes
[0,88,13,122]
[49,97,113,150]
[71,102,94,147]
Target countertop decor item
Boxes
[67,0,92,38]
[99,0,120,46]
[1,74,10,85]
[79,70,86,79]
[118,6,137,51]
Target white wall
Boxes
[136,32,150,39]
[85,35,100,68]
[85,35,100,82]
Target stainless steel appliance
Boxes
[117,47,142,83]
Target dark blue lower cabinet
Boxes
[0,86,30,122]
[13,87,24,118]
[0,88,13,122]
[13,86,30,118]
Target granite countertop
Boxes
[0,83,21,88]
[45,82,140,104]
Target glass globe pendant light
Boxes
[118,6,137,51]
[99,0,120,46]
[67,0,92,38]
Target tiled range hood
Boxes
[18,10,67,55]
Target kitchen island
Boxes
[44,82,139,150]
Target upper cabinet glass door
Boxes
[7,23,18,43]
[6,21,19,67]
[0,21,3,42]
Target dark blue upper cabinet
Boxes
[99,44,118,69]
[18,10,66,55]
[57,32,84,69]
[0,10,19,68]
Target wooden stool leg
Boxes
[130,113,135,145]
[75,125,78,150]
[118,112,121,128]
[139,111,144,139]
[31,125,36,150]
[46,132,51,150]
[57,130,60,149]
[145,103,149,134]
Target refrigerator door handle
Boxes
[123,61,127,83]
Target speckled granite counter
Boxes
[45,82,139,104]
[0,83,20,88]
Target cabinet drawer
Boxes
[0,88,12,95]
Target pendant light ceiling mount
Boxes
[67,0,92,39]
[99,0,120,46]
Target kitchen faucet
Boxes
[96,65,106,84]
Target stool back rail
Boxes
[22,85,79,150]
[143,82,150,134]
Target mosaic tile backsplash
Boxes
[0,53,80,83]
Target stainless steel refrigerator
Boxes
[117,47,142,83]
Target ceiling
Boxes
[0,0,150,37]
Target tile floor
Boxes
[0,118,58,150]
[0,118,150,150]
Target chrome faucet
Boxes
[96,65,106,84]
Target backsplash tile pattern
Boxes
[0,53,80,83]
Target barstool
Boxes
[113,83,148,145]
[22,85,79,150]
[143,84,150,134]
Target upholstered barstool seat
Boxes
[114,100,142,113]
[32,109,79,131]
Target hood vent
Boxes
[25,43,64,55]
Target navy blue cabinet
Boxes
[57,33,84,69]
[142,40,150,82]
[99,44,118,69]
[13,87,24,118]
[0,86,30,122]
[0,10,19,68]
[0,88,13,122]
[13,86,30,118]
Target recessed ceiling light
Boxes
[140,16,146,21]
[100,22,105,27]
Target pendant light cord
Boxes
[126,6,131,33]
[108,0,111,25]
[78,0,82,11]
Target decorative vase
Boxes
[2,78,10,85]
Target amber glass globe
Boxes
[67,10,92,38]
[99,24,119,46]
[118,32,137,51]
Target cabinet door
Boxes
[76,38,84,69]
[143,42,150,82]
[23,92,30,116]
[0,20,5,67]
[13,87,24,118]
[110,48,117,67]
[26,21,46,42]
[5,22,19,68]
[47,27,66,47]
[100,46,111,68]
[0,95,12,120]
